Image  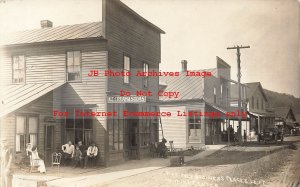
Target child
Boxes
[73,145,82,168]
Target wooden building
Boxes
[0,0,164,166]
[274,107,296,133]
[244,82,275,135]
[159,57,231,148]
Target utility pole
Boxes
[227,45,250,143]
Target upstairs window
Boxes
[67,51,81,82]
[213,87,217,103]
[252,96,254,109]
[143,63,149,88]
[123,56,130,84]
[12,55,25,84]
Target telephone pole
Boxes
[227,45,250,143]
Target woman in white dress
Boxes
[30,146,46,173]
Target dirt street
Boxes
[102,136,300,187]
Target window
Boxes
[143,63,149,88]
[226,87,229,107]
[139,105,150,146]
[220,84,223,99]
[188,111,201,142]
[213,88,217,103]
[65,108,93,145]
[12,55,25,84]
[67,51,81,81]
[16,115,38,152]
[123,56,130,84]
[261,98,264,109]
[252,96,254,109]
[257,98,259,109]
[108,104,124,150]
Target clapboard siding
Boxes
[0,114,15,150]
[104,0,161,100]
[16,92,55,157]
[1,40,106,85]
[159,106,187,149]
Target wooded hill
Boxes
[264,89,300,114]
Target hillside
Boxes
[264,89,300,114]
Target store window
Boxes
[65,108,93,145]
[188,111,201,142]
[108,104,124,150]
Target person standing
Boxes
[1,139,13,187]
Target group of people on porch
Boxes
[61,140,99,168]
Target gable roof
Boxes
[274,106,296,120]
[245,82,268,101]
[0,22,103,46]
[0,83,65,118]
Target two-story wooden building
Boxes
[0,0,164,166]
[159,57,231,148]
[244,82,275,135]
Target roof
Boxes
[245,82,268,101]
[159,73,204,101]
[117,0,165,34]
[0,22,103,46]
[0,83,65,118]
[274,107,295,120]
[159,68,217,101]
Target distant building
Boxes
[159,57,231,148]
[274,107,296,131]
[244,82,275,134]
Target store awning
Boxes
[0,83,65,118]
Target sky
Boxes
[0,0,299,97]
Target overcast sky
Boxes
[0,0,299,97]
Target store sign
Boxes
[107,96,146,103]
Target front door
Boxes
[44,124,55,165]
[128,119,139,159]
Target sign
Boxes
[107,96,146,103]
[44,116,57,123]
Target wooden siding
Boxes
[0,114,15,150]
[159,105,187,149]
[1,40,106,85]
[103,0,161,101]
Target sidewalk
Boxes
[12,145,226,187]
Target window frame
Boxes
[12,55,26,84]
[123,55,131,84]
[15,114,39,153]
[66,51,82,82]
[143,63,149,88]
[64,107,93,146]
[109,104,124,151]
[187,110,202,142]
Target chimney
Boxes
[181,60,187,72]
[40,20,53,28]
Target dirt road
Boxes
[102,136,300,187]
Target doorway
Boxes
[44,124,55,165]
